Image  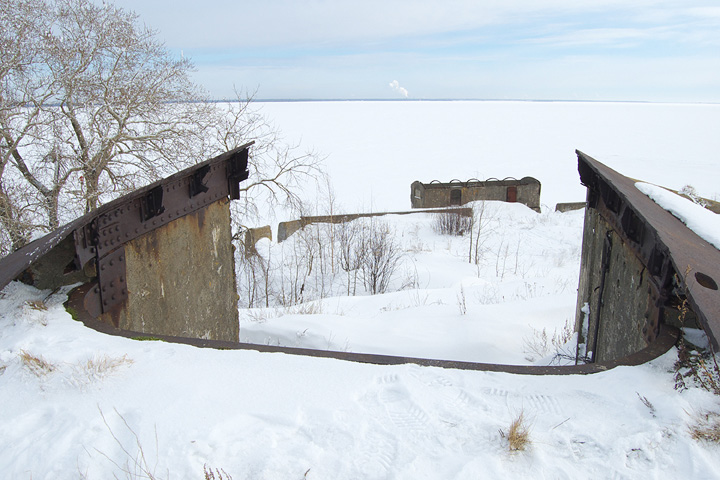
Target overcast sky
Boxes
[110,1,720,102]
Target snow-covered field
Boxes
[239,202,583,366]
[1,101,720,479]
[258,101,720,217]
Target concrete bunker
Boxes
[411,177,542,212]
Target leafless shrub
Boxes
[280,224,319,306]
[237,240,276,308]
[675,344,720,396]
[240,213,407,306]
[679,185,709,208]
[360,221,403,295]
[432,209,472,236]
[1,0,322,255]
[93,408,166,480]
[338,219,366,296]
[398,263,420,291]
[494,239,510,279]
[673,269,720,396]
[523,318,575,363]
[457,285,467,315]
[468,201,491,265]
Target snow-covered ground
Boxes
[239,202,583,366]
[2,101,720,479]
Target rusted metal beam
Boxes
[66,283,679,375]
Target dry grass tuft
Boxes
[285,301,324,316]
[26,300,48,311]
[505,411,532,451]
[523,318,575,363]
[19,349,55,376]
[690,411,720,444]
[204,464,233,480]
[81,354,134,380]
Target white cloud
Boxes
[108,0,720,101]
[389,80,409,98]
[109,0,671,49]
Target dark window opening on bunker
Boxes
[450,189,462,205]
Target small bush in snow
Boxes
[522,318,575,363]
[432,210,472,236]
[673,280,720,397]
[360,221,403,295]
[503,411,531,452]
[675,344,720,396]
[679,185,709,208]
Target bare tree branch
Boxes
[0,0,323,255]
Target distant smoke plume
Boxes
[389,80,409,98]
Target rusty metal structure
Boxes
[0,147,696,374]
[575,151,720,362]
[0,144,251,341]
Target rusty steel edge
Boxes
[0,143,253,293]
[66,283,679,375]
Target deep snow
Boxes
[636,182,720,250]
[2,101,720,479]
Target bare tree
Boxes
[469,201,490,265]
[338,219,366,296]
[0,0,55,250]
[0,0,322,255]
[360,221,402,295]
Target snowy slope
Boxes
[1,282,719,479]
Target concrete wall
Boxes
[411,178,541,212]
[244,226,272,254]
[100,199,239,342]
[575,207,652,362]
[276,208,473,243]
[555,202,586,213]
